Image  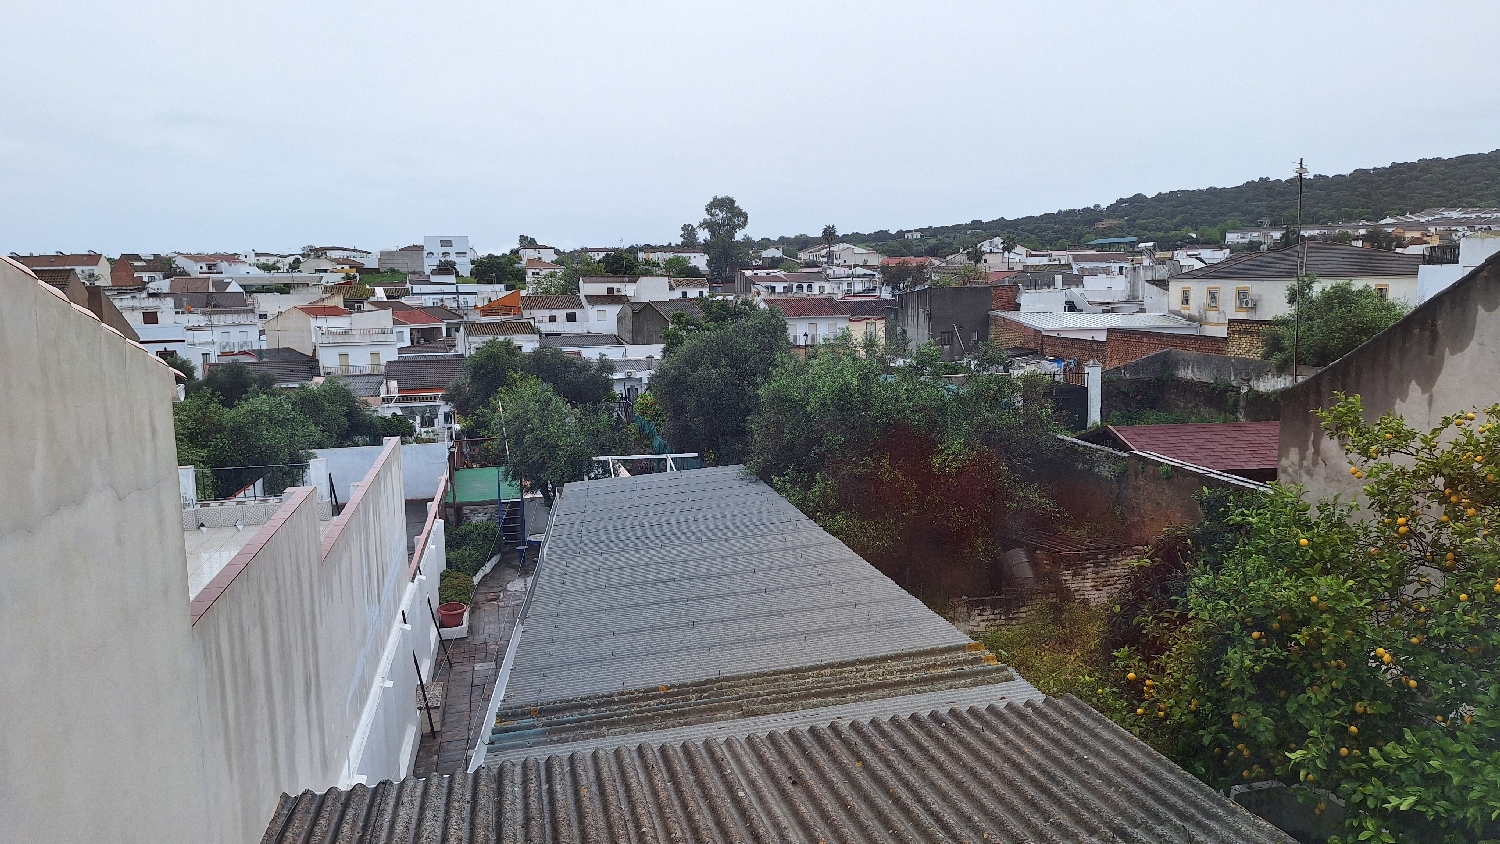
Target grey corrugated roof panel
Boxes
[264,695,1295,844]
[486,677,1044,764]
[488,645,1022,758]
[501,467,971,708]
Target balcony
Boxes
[322,364,385,376]
[315,327,397,345]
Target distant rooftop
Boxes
[1106,421,1281,480]
[996,311,1198,332]
[1175,241,1421,280]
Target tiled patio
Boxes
[413,563,526,776]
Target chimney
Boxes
[1085,359,1103,427]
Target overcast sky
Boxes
[3,1,1498,256]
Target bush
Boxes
[446,520,499,575]
[438,569,474,605]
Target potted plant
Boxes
[437,570,474,627]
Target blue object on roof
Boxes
[1085,237,1139,245]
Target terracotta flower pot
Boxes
[437,602,467,628]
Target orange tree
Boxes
[1114,394,1500,843]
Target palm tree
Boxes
[1000,234,1018,270]
[821,225,838,265]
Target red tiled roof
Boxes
[522,294,584,310]
[1106,421,1280,473]
[391,309,442,325]
[296,305,351,317]
[12,253,107,269]
[985,270,1020,284]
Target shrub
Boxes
[438,569,474,606]
[1115,394,1500,842]
[446,520,499,575]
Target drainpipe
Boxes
[1085,359,1103,427]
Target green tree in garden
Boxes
[481,377,624,505]
[660,297,761,355]
[748,337,1059,583]
[600,250,639,276]
[159,351,197,383]
[445,339,523,419]
[1115,394,1500,843]
[650,306,788,463]
[1262,276,1410,371]
[521,346,614,406]
[662,255,702,277]
[679,223,700,248]
[470,253,525,287]
[699,195,750,282]
[190,361,274,406]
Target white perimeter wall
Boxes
[192,440,447,843]
[316,441,449,501]
[0,258,214,844]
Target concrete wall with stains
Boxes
[1279,254,1500,505]
[0,258,215,844]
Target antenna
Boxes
[1292,158,1308,380]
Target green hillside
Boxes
[769,149,1500,258]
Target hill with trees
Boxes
[760,149,1500,258]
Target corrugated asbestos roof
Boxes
[995,312,1197,331]
[264,695,1294,844]
[500,467,973,709]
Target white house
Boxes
[174,253,259,277]
[1157,242,1421,336]
[423,235,473,275]
[521,293,587,332]
[1417,231,1500,303]
[523,258,563,284]
[10,252,112,284]
[638,248,710,273]
[517,245,559,263]
[796,242,881,267]
[459,320,541,355]
[769,296,889,348]
[579,275,707,303]
[264,304,403,375]
[110,278,263,369]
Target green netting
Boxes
[452,467,521,503]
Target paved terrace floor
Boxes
[413,563,526,776]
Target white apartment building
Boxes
[174,253,260,276]
[638,248,710,273]
[1417,231,1500,303]
[264,304,404,375]
[795,242,881,267]
[517,245,559,262]
[423,236,473,275]
[110,278,263,369]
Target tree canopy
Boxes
[747,338,1061,589]
[175,376,412,498]
[476,377,624,505]
[1262,277,1410,371]
[700,195,750,282]
[650,304,788,463]
[1110,394,1500,842]
[471,253,525,287]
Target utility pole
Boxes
[1291,158,1308,380]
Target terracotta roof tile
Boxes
[1107,421,1280,473]
[296,305,351,317]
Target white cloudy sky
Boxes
[3,0,1497,255]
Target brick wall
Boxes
[990,284,1019,312]
[1104,329,1227,369]
[1227,319,1276,358]
[989,315,1228,370]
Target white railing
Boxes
[316,327,396,344]
[322,364,385,376]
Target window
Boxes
[596,310,605,320]
[1180,287,1191,308]
[548,314,557,323]
[1376,285,1390,300]
[439,239,453,248]
[565,312,577,322]
[142,311,159,324]
[817,285,825,293]
[426,251,434,257]
[1236,288,1252,310]
[606,286,616,295]
[939,331,954,346]
[1206,288,1220,310]
[370,352,380,366]
[338,353,350,368]
[680,291,687,298]
[456,252,467,257]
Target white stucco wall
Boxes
[315,442,449,501]
[191,440,444,843]
[0,258,214,844]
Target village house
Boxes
[9,251,111,284]
[769,296,888,348]
[795,241,882,267]
[263,303,402,375]
[1152,241,1421,336]
[515,244,558,262]
[522,257,563,284]
[423,235,472,275]
[637,246,709,273]
[458,319,540,354]
[173,253,259,277]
